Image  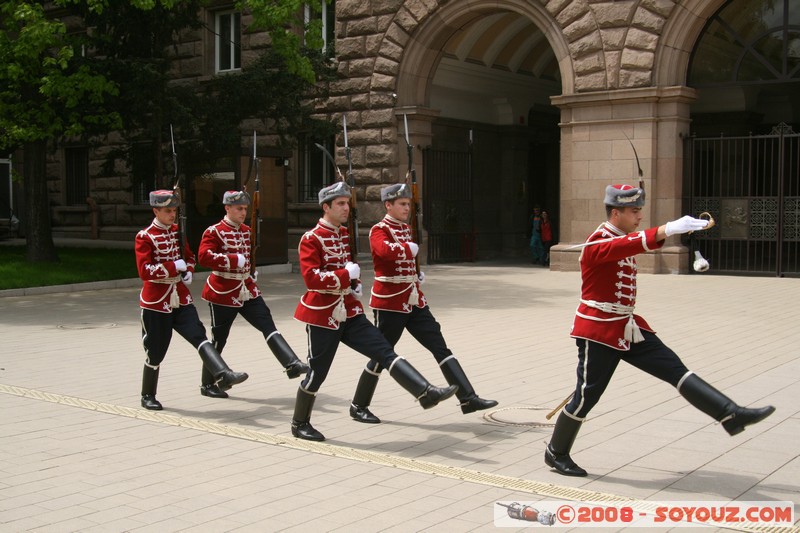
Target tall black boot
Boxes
[440,357,498,414]
[388,358,458,409]
[266,333,309,379]
[141,365,162,411]
[350,367,382,424]
[544,411,587,477]
[197,342,248,391]
[291,388,325,441]
[199,365,228,399]
[678,373,775,436]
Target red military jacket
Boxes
[570,222,664,351]
[369,215,426,313]
[294,218,363,330]
[135,218,196,313]
[198,217,260,307]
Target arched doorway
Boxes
[395,3,566,262]
[685,0,800,276]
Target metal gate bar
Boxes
[422,148,474,263]
[685,123,800,277]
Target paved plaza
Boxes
[1,261,798,532]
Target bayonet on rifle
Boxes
[403,113,422,274]
[342,115,360,289]
[247,131,261,275]
[170,124,187,261]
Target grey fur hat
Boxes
[604,184,645,207]
[318,181,351,205]
[149,190,179,208]
[380,183,412,202]
[223,190,251,205]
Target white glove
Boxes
[352,283,363,299]
[181,271,193,285]
[345,261,360,280]
[665,215,709,236]
[250,270,258,282]
[236,254,246,268]
[418,271,425,284]
[407,242,419,257]
[173,259,187,272]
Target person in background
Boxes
[529,205,545,265]
[540,209,555,266]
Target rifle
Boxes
[245,131,261,276]
[170,124,187,261]
[342,114,359,273]
[403,113,421,274]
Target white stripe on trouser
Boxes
[438,354,455,367]
[302,327,316,393]
[140,310,159,369]
[676,370,695,392]
[564,341,588,421]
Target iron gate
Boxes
[422,148,474,263]
[684,123,800,277]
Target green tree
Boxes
[0,1,121,261]
[0,0,333,263]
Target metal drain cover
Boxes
[483,406,556,428]
[57,323,118,330]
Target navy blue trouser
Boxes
[565,331,689,419]
[207,297,277,353]
[364,306,452,374]
[140,305,209,367]
[301,314,399,393]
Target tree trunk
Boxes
[24,139,59,262]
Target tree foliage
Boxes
[0,0,335,261]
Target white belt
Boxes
[147,277,180,308]
[303,287,352,322]
[150,276,180,284]
[580,299,634,315]
[374,275,417,283]
[212,271,249,280]
[579,299,643,343]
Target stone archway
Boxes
[654,0,729,87]
[384,1,572,261]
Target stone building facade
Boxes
[8,0,798,275]
[317,0,798,274]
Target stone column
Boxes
[549,86,697,274]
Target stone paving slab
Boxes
[1,262,798,531]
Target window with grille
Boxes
[65,147,89,206]
[215,10,241,73]
[300,136,334,202]
[131,142,156,205]
[305,0,335,55]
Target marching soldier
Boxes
[197,190,309,398]
[291,182,458,441]
[135,190,248,410]
[545,183,775,477]
[349,184,497,424]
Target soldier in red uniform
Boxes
[290,181,458,441]
[545,183,775,477]
[349,184,497,424]
[135,190,248,410]
[197,190,308,398]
